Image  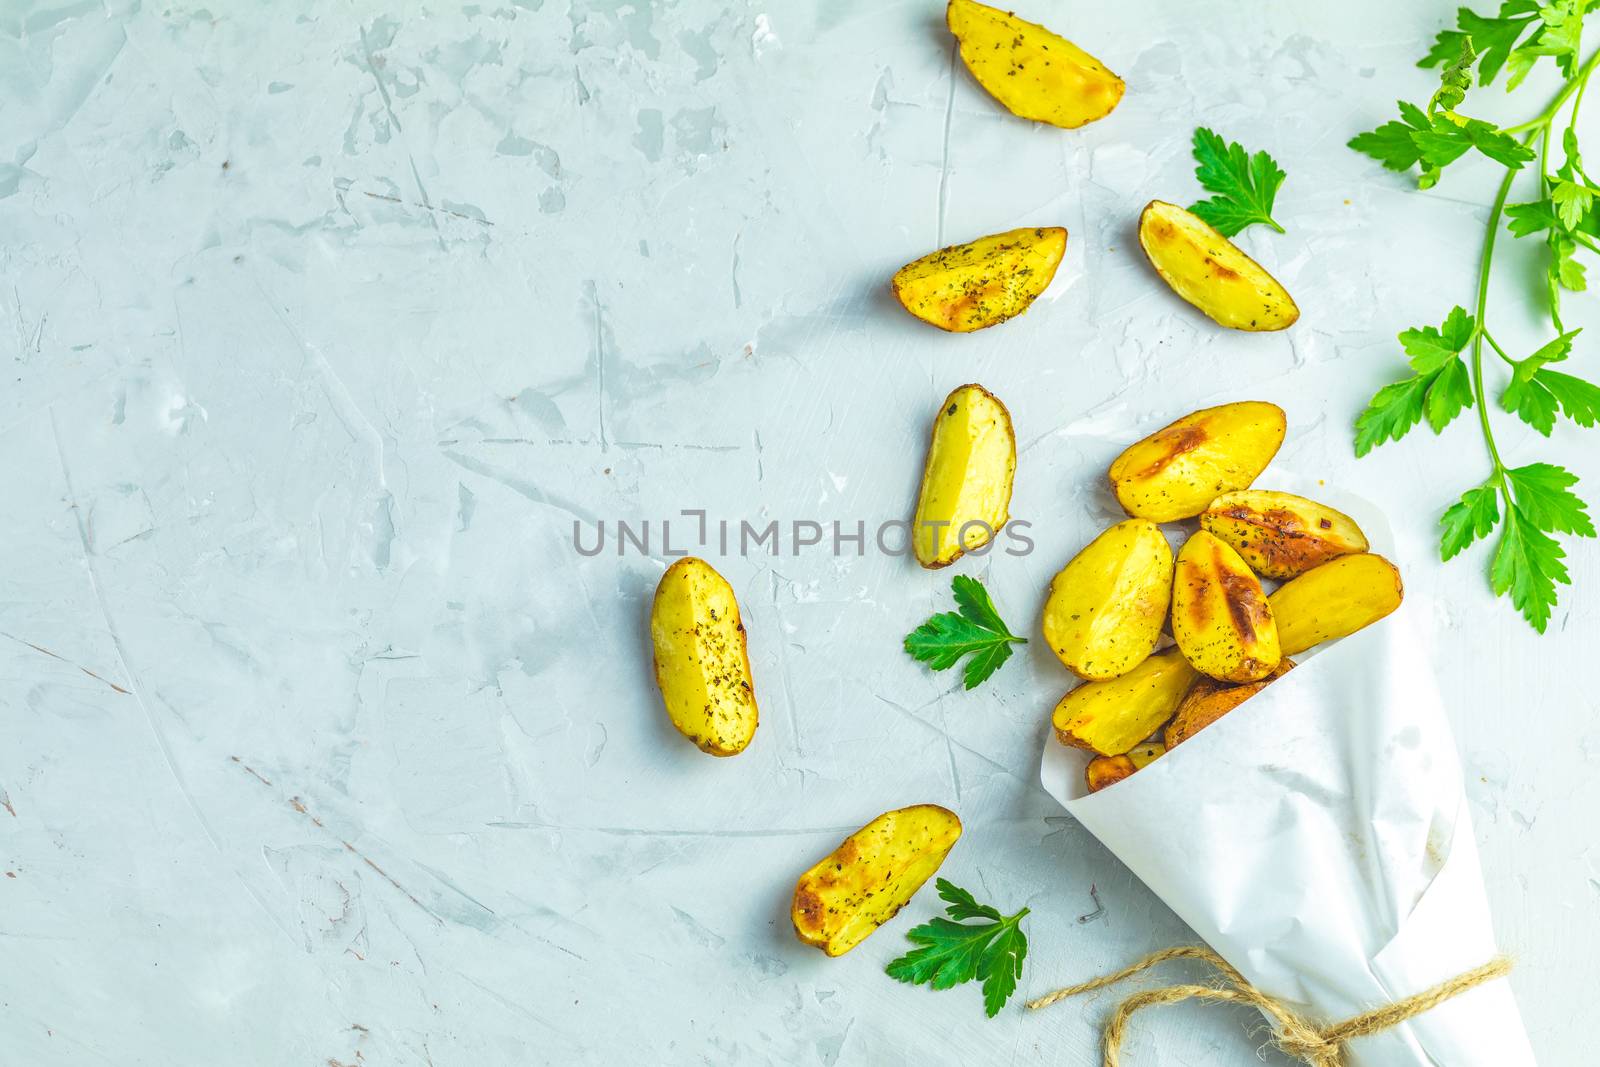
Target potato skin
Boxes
[1164,659,1294,749]
[912,384,1017,568]
[946,0,1123,129]
[1270,553,1404,656]
[1053,647,1198,756]
[1109,401,1286,523]
[650,557,758,756]
[1138,200,1299,331]
[1042,519,1173,680]
[1172,531,1281,683]
[792,805,962,957]
[1200,490,1369,580]
[1085,742,1166,793]
[892,227,1067,333]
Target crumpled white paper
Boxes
[1038,478,1535,1067]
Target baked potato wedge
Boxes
[1053,647,1198,756]
[1172,530,1281,683]
[1200,490,1369,580]
[1085,742,1165,793]
[650,557,758,756]
[947,0,1124,129]
[1041,519,1173,681]
[792,805,962,957]
[1271,553,1404,656]
[1108,401,1286,522]
[892,227,1067,333]
[1139,200,1299,331]
[912,384,1016,567]
[1164,659,1294,749]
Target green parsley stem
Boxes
[1501,47,1600,135]
[1479,327,1517,367]
[1469,154,1524,486]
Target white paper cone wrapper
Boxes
[1038,479,1535,1067]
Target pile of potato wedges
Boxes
[892,0,1298,336]
[1050,401,1403,792]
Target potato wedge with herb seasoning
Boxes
[892,227,1067,332]
[792,805,962,957]
[1271,553,1404,656]
[1053,647,1198,756]
[1164,659,1294,749]
[1139,200,1299,331]
[912,384,1017,568]
[650,557,757,756]
[1041,519,1173,680]
[1109,401,1286,522]
[1200,490,1369,580]
[1085,741,1165,793]
[1172,531,1281,683]
[947,0,1124,129]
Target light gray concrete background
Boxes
[3,1,1598,1064]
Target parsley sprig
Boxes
[904,575,1027,689]
[885,878,1030,1017]
[1187,127,1287,236]
[1350,7,1600,632]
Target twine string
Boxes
[1026,945,1512,1067]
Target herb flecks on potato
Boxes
[1164,659,1294,749]
[1042,519,1173,681]
[892,227,1066,333]
[1053,647,1197,756]
[912,384,1017,568]
[792,805,962,957]
[1172,530,1282,683]
[1271,553,1405,656]
[1201,489,1370,580]
[1139,200,1299,331]
[650,557,759,756]
[947,0,1124,129]
[1109,401,1286,523]
[1085,742,1165,793]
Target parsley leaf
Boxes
[1501,329,1582,433]
[1348,101,1431,172]
[1491,502,1571,632]
[1440,482,1503,561]
[1187,128,1287,236]
[1419,5,1540,87]
[885,879,1029,1018]
[1354,307,1478,455]
[904,575,1026,690]
[1507,462,1595,536]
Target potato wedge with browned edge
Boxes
[912,384,1016,567]
[1053,647,1197,756]
[1200,490,1369,580]
[1042,519,1173,680]
[947,0,1124,129]
[792,805,962,957]
[1172,531,1281,683]
[893,227,1067,332]
[1109,401,1286,522]
[651,557,758,756]
[1085,741,1165,793]
[1139,200,1299,331]
[1164,659,1294,749]
[1271,553,1404,656]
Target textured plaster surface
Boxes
[2,1,1598,1065]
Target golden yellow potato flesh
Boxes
[1052,647,1198,756]
[911,383,1016,567]
[1200,490,1370,580]
[891,226,1066,332]
[791,805,962,957]
[650,557,758,756]
[1164,659,1293,749]
[1085,753,1136,793]
[1138,200,1299,331]
[1270,553,1404,656]
[1171,530,1281,683]
[1108,401,1286,522]
[947,0,1124,129]
[1042,519,1173,680]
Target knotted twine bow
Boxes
[1026,944,1512,1067]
